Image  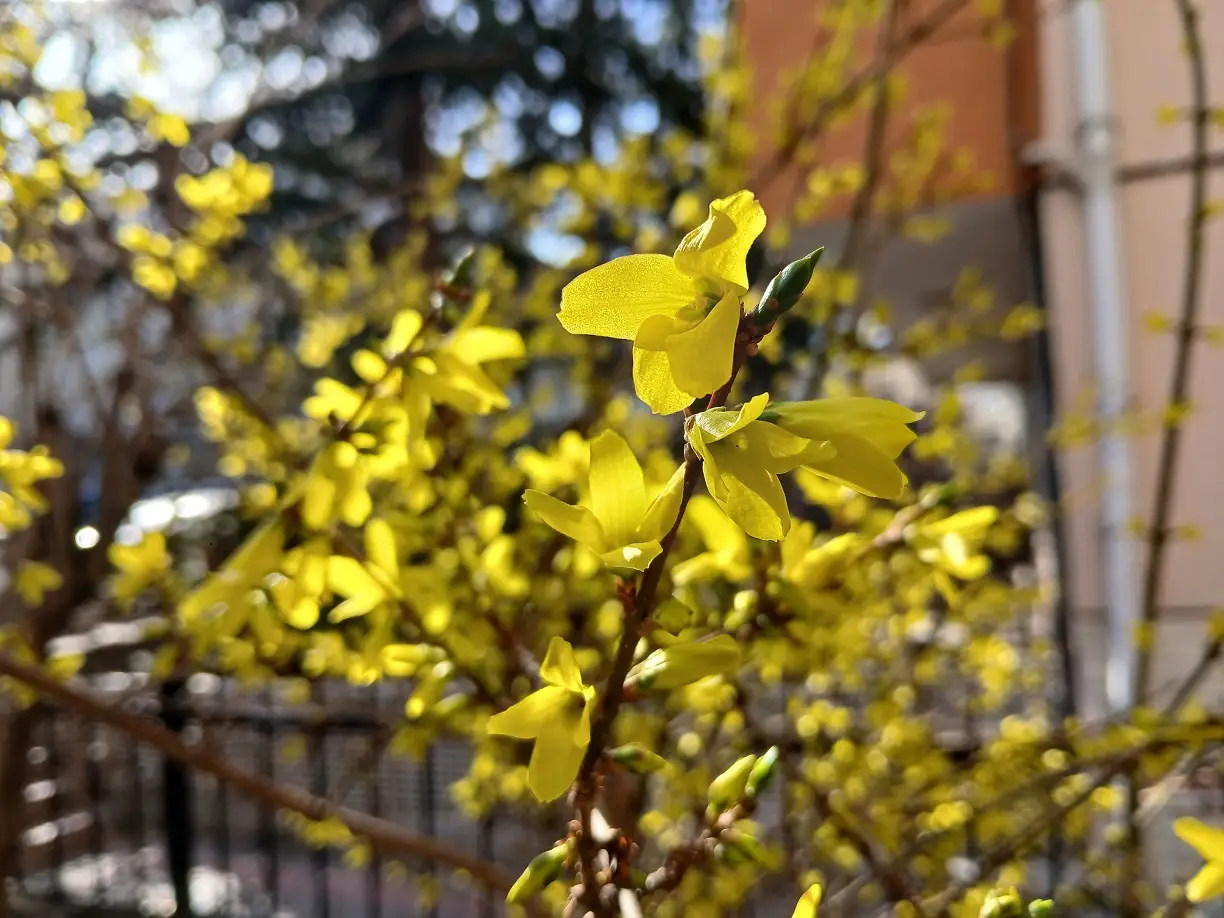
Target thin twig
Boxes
[838,0,901,274]
[1134,0,1213,710]
[1126,4,1212,909]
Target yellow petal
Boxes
[792,884,823,918]
[588,430,646,547]
[327,555,388,601]
[384,308,424,357]
[673,190,766,293]
[637,463,687,543]
[640,633,742,690]
[487,685,572,739]
[660,292,740,398]
[922,506,1000,537]
[632,347,696,415]
[539,636,584,692]
[1188,863,1224,902]
[448,327,525,365]
[694,393,771,442]
[559,254,694,340]
[685,495,747,556]
[774,397,922,458]
[633,311,686,352]
[705,443,791,541]
[364,518,399,581]
[527,712,587,802]
[285,597,320,629]
[801,433,908,499]
[523,490,606,550]
[340,477,373,526]
[328,594,382,623]
[599,541,662,572]
[743,421,829,474]
[301,462,337,531]
[422,354,511,414]
[576,692,593,747]
[1176,818,1224,862]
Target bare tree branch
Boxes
[0,652,544,911]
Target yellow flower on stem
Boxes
[558,190,766,414]
[486,636,596,802]
[910,506,1000,580]
[688,394,833,542]
[523,430,686,573]
[1175,817,1224,901]
[689,394,923,541]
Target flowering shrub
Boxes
[0,1,1221,917]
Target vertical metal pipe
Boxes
[1068,0,1139,715]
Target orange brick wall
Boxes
[740,0,1041,218]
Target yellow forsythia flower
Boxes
[108,531,171,609]
[14,560,63,607]
[689,394,922,540]
[910,506,999,580]
[486,637,596,802]
[1175,817,1224,901]
[523,430,685,572]
[558,190,766,414]
[688,394,833,541]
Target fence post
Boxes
[160,679,194,918]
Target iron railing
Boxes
[15,675,550,918]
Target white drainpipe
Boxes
[1068,0,1139,714]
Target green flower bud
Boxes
[444,246,477,289]
[750,248,824,329]
[745,746,780,799]
[609,743,671,774]
[506,844,568,904]
[1028,901,1054,918]
[626,634,742,693]
[707,753,758,817]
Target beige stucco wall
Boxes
[1037,0,1224,717]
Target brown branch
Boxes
[1127,4,1212,910]
[568,339,754,915]
[1135,0,1213,710]
[837,0,901,274]
[0,652,541,910]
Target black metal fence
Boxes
[15,674,552,918]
